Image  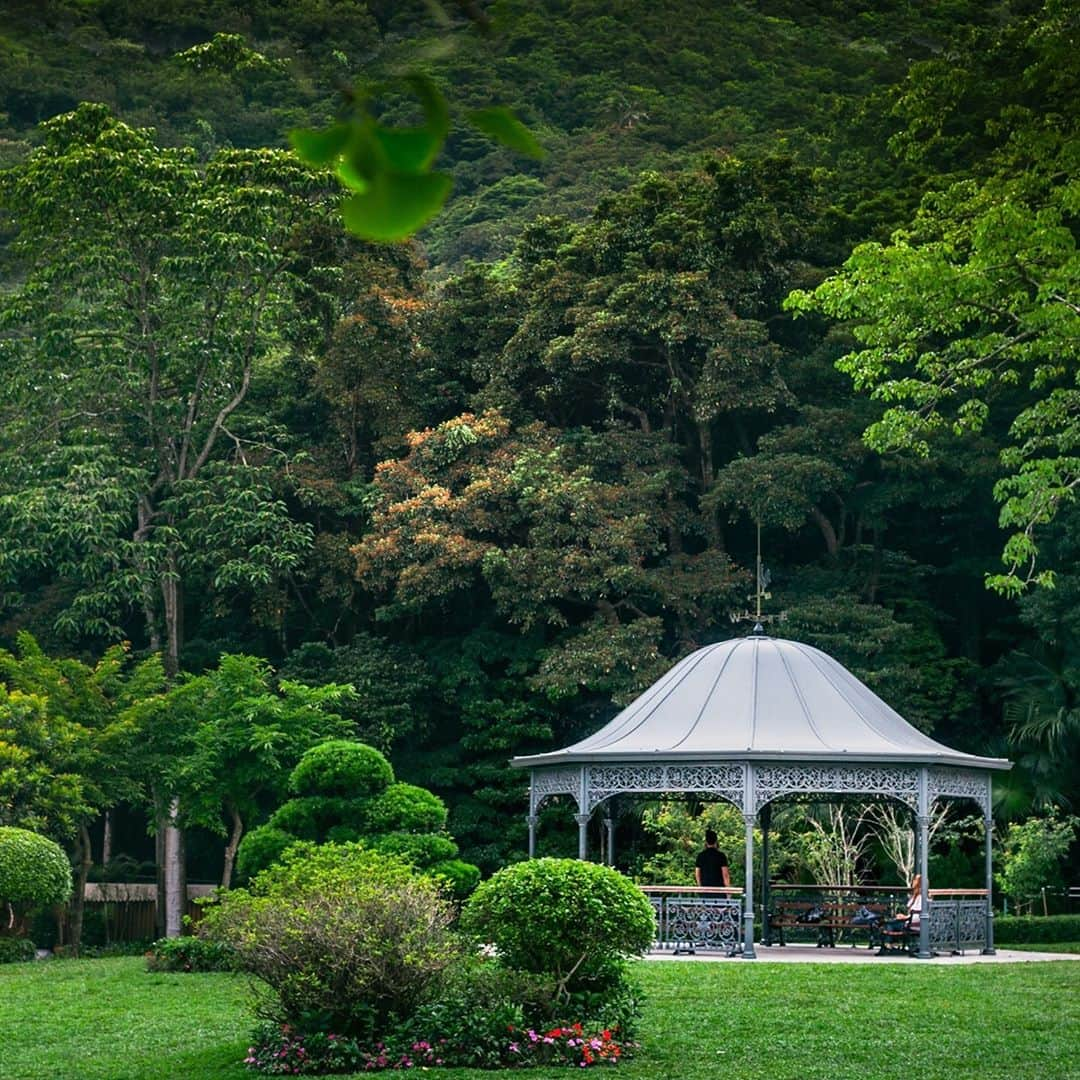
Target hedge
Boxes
[994,914,1080,945]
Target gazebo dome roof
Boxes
[513,633,1010,771]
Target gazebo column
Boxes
[760,803,772,946]
[741,810,756,958]
[527,814,539,858]
[983,804,996,955]
[916,769,931,959]
[575,814,590,860]
[604,812,616,867]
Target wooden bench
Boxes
[768,898,892,948]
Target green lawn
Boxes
[1,957,1078,1080]
[1007,941,1080,954]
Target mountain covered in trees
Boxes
[0,0,1077,884]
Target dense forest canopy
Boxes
[1,0,1077,889]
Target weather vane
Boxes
[729,520,786,629]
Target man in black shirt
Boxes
[694,828,731,887]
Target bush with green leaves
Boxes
[0,937,35,963]
[995,914,1080,944]
[997,811,1078,910]
[461,858,656,993]
[200,843,462,1040]
[234,740,479,893]
[0,827,72,930]
[289,739,393,798]
[145,935,236,973]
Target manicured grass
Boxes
[1,956,1078,1080]
[0,957,251,1080]
[1008,941,1080,954]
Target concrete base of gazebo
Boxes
[644,946,1079,966]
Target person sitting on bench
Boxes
[878,874,922,953]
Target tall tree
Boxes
[0,103,321,675]
[786,2,1080,595]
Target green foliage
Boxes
[786,5,1080,595]
[291,72,542,242]
[145,936,235,973]
[0,827,72,908]
[0,937,35,963]
[362,782,447,834]
[366,832,458,867]
[426,858,481,900]
[461,858,655,990]
[235,826,297,884]
[993,914,1080,945]
[997,811,1078,906]
[289,740,394,798]
[279,637,434,752]
[200,843,462,1038]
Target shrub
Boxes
[268,796,348,840]
[368,833,458,867]
[428,858,481,899]
[0,827,72,910]
[145,936,236,972]
[363,783,448,834]
[997,812,1078,908]
[236,825,297,883]
[289,740,393,798]
[0,937,35,964]
[461,858,655,992]
[200,843,461,1039]
[994,914,1080,945]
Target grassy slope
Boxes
[1,957,1078,1080]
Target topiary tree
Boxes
[200,843,462,1040]
[289,739,394,798]
[461,858,655,994]
[234,740,479,895]
[0,827,73,937]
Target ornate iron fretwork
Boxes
[928,768,991,815]
[584,763,745,813]
[529,761,991,821]
[650,893,743,954]
[753,763,920,812]
[928,898,989,954]
[530,767,582,813]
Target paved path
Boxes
[646,944,1080,965]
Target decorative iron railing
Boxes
[927,891,990,954]
[641,886,743,955]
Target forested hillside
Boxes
[1,0,1077,886]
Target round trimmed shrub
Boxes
[428,858,481,899]
[461,858,655,988]
[269,796,345,840]
[289,740,393,798]
[369,832,459,867]
[235,825,297,883]
[362,782,447,834]
[0,827,72,908]
[200,843,461,1039]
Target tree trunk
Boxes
[221,803,243,890]
[161,548,183,679]
[154,810,166,939]
[809,505,839,559]
[68,823,93,958]
[102,810,113,868]
[697,422,725,550]
[163,798,185,938]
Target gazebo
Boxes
[512,627,1012,958]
